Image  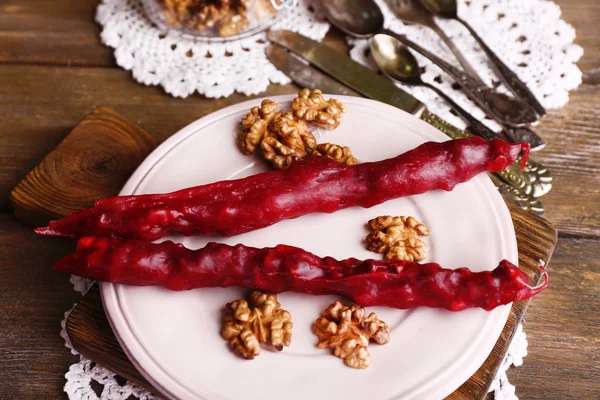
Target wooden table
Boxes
[0,1,598,399]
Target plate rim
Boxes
[101,94,517,400]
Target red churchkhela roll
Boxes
[53,237,547,312]
[36,137,529,241]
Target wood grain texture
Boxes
[0,213,78,400]
[0,64,300,213]
[0,0,113,66]
[506,237,600,399]
[0,64,599,236]
[10,107,157,227]
[64,204,556,400]
[0,0,598,398]
[66,285,161,396]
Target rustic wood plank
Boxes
[506,237,600,399]
[0,0,113,66]
[530,84,600,238]
[0,64,299,214]
[558,0,600,76]
[1,64,598,237]
[10,107,158,227]
[0,0,598,76]
[0,213,79,399]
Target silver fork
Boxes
[386,0,546,151]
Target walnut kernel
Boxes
[314,143,358,165]
[366,216,429,262]
[291,88,346,130]
[261,112,317,169]
[313,301,390,369]
[221,291,293,360]
[159,0,253,37]
[240,99,280,154]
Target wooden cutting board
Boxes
[11,107,557,400]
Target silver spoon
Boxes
[386,0,483,83]
[370,33,545,151]
[419,0,547,117]
[371,33,503,141]
[370,34,552,197]
[317,0,539,128]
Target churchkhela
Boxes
[52,237,547,312]
[36,137,529,241]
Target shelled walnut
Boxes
[314,143,358,165]
[156,0,273,37]
[291,88,346,130]
[366,215,430,262]
[260,112,317,169]
[221,291,293,360]
[313,301,390,369]
[240,99,280,154]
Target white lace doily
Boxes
[96,0,329,98]
[348,0,583,132]
[65,1,581,398]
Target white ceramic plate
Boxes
[101,95,516,400]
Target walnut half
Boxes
[221,291,293,359]
[261,111,316,169]
[240,99,280,154]
[366,215,430,262]
[314,143,358,165]
[313,301,390,369]
[291,88,346,130]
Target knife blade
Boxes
[267,44,361,97]
[267,30,425,116]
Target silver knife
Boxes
[267,30,425,117]
[266,31,552,198]
[266,41,545,214]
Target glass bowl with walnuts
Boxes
[142,0,294,40]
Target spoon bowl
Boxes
[318,0,384,37]
[370,34,422,84]
[370,34,547,151]
[317,0,539,127]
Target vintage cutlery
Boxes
[369,33,545,150]
[369,34,551,196]
[265,41,547,213]
[371,33,503,141]
[419,0,547,117]
[385,0,546,149]
[387,0,481,80]
[315,0,539,128]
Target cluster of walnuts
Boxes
[221,292,390,369]
[158,0,276,37]
[239,89,355,169]
[222,90,433,370]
